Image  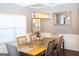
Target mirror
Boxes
[53,12,71,25]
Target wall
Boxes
[1,3,78,34]
[35,3,79,34]
[0,3,34,33]
[77,4,79,34]
[0,3,79,51]
[63,34,79,51]
[33,4,79,51]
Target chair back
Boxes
[45,40,56,56]
[30,34,37,41]
[17,36,27,46]
[6,44,19,56]
[56,36,63,49]
[56,36,64,55]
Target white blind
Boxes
[0,13,27,43]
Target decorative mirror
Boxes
[53,12,71,25]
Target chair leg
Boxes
[57,51,60,56]
[63,42,65,56]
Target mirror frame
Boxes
[53,11,72,25]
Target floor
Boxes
[19,49,79,56]
[0,49,79,56]
[64,49,79,56]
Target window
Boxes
[0,13,27,43]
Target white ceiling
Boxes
[16,3,64,9]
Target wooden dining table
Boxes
[17,34,64,56]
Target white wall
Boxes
[63,34,79,51]
[33,3,79,51]
[0,3,35,43]
[0,3,79,51]
[0,3,35,33]
[35,3,79,34]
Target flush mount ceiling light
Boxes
[29,3,63,8]
[15,0,64,7]
[0,0,77,3]
[16,3,64,9]
[15,0,53,6]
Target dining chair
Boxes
[45,40,57,56]
[16,36,27,46]
[6,44,20,56]
[30,34,37,42]
[56,36,64,56]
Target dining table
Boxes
[17,34,64,56]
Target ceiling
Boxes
[16,3,64,9]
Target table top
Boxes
[17,38,53,56]
[17,34,63,56]
[24,47,46,56]
[17,44,47,56]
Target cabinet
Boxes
[32,12,49,33]
[32,13,49,18]
[32,18,41,33]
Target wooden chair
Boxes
[30,34,37,42]
[45,40,57,56]
[17,36,27,46]
[56,36,64,56]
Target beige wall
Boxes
[0,3,35,33]
[77,4,79,33]
[0,3,78,34]
[34,3,79,34]
[26,8,34,33]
